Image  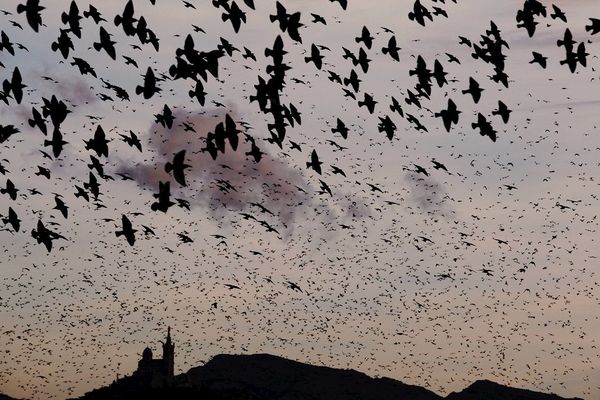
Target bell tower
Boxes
[162,326,175,380]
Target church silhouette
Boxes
[132,327,175,388]
[74,327,187,399]
[83,326,176,397]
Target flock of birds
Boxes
[0,0,599,399]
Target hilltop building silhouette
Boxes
[131,327,175,388]
[75,327,179,398]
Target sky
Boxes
[0,0,599,399]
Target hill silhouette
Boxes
[179,353,441,400]
[446,379,584,400]
[75,353,584,400]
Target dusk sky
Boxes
[0,0,599,399]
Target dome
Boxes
[142,347,153,361]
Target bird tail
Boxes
[164,162,173,173]
[150,37,159,52]
[16,4,25,14]
[61,12,68,24]
[135,85,144,95]
[306,162,312,169]
[115,230,123,238]
[114,15,122,26]
[93,42,102,52]
[382,47,389,55]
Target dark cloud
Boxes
[117,108,317,232]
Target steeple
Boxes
[165,327,172,347]
[162,326,175,380]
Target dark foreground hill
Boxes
[74,353,584,400]
[446,379,584,400]
[0,394,18,400]
[179,353,441,400]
